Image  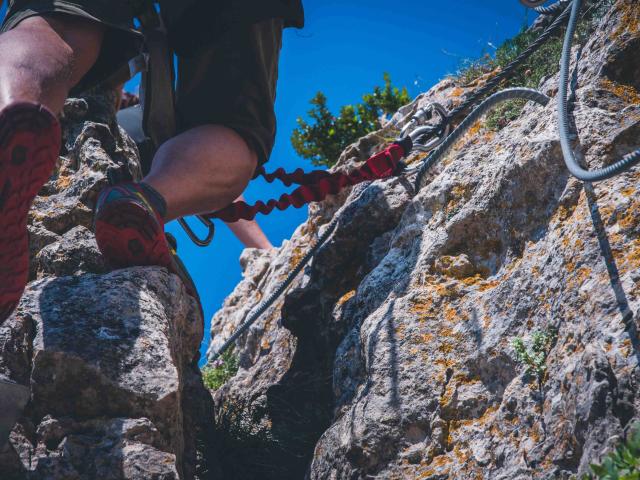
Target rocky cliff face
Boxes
[207,1,640,478]
[0,92,214,479]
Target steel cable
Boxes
[557,0,640,181]
[446,2,571,121]
[414,88,551,191]
[535,0,571,15]
[209,216,339,362]
[207,0,635,361]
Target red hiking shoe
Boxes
[94,183,201,304]
[0,103,61,323]
[94,182,172,270]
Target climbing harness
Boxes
[116,0,217,247]
[209,0,640,361]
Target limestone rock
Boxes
[0,90,210,479]
[206,2,640,478]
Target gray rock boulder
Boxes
[206,1,640,478]
[0,90,211,479]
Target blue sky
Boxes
[180,0,537,364]
[1,1,541,364]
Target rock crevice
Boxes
[207,2,640,478]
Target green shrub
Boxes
[291,73,411,167]
[201,348,239,391]
[585,424,640,479]
[511,328,557,389]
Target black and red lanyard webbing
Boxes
[205,138,413,223]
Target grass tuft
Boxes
[201,348,239,391]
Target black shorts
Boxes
[1,1,283,165]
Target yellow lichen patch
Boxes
[420,333,434,344]
[621,186,636,197]
[461,274,483,287]
[445,184,473,216]
[618,199,640,231]
[621,239,640,274]
[337,290,356,306]
[565,258,576,273]
[567,266,592,290]
[56,170,74,190]
[466,121,483,140]
[434,358,457,370]
[473,405,499,428]
[553,205,572,223]
[478,279,500,292]
[452,444,471,464]
[288,245,306,268]
[410,296,436,316]
[450,87,464,97]
[451,185,468,198]
[438,342,455,354]
[601,78,640,105]
[622,338,633,358]
[435,282,460,298]
[444,305,459,322]
[437,325,455,338]
[483,131,496,143]
[429,454,453,468]
[611,0,640,42]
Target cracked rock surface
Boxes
[207,2,640,478]
[0,91,211,479]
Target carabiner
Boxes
[403,102,451,153]
[178,215,216,247]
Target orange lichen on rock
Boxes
[601,78,640,105]
[621,185,636,197]
[410,296,436,316]
[611,0,640,42]
[337,290,356,306]
[567,266,592,290]
[618,199,640,231]
[288,245,306,269]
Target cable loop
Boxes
[401,102,450,153]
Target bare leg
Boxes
[0,15,104,322]
[0,15,105,114]
[143,125,258,222]
[225,196,273,249]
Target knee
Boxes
[6,15,104,87]
[195,124,258,187]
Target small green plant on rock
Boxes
[511,328,557,389]
[584,424,640,479]
[201,348,239,391]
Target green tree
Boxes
[291,73,411,167]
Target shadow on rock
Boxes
[0,267,202,479]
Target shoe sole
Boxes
[0,103,60,323]
[95,187,202,316]
[94,199,173,271]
